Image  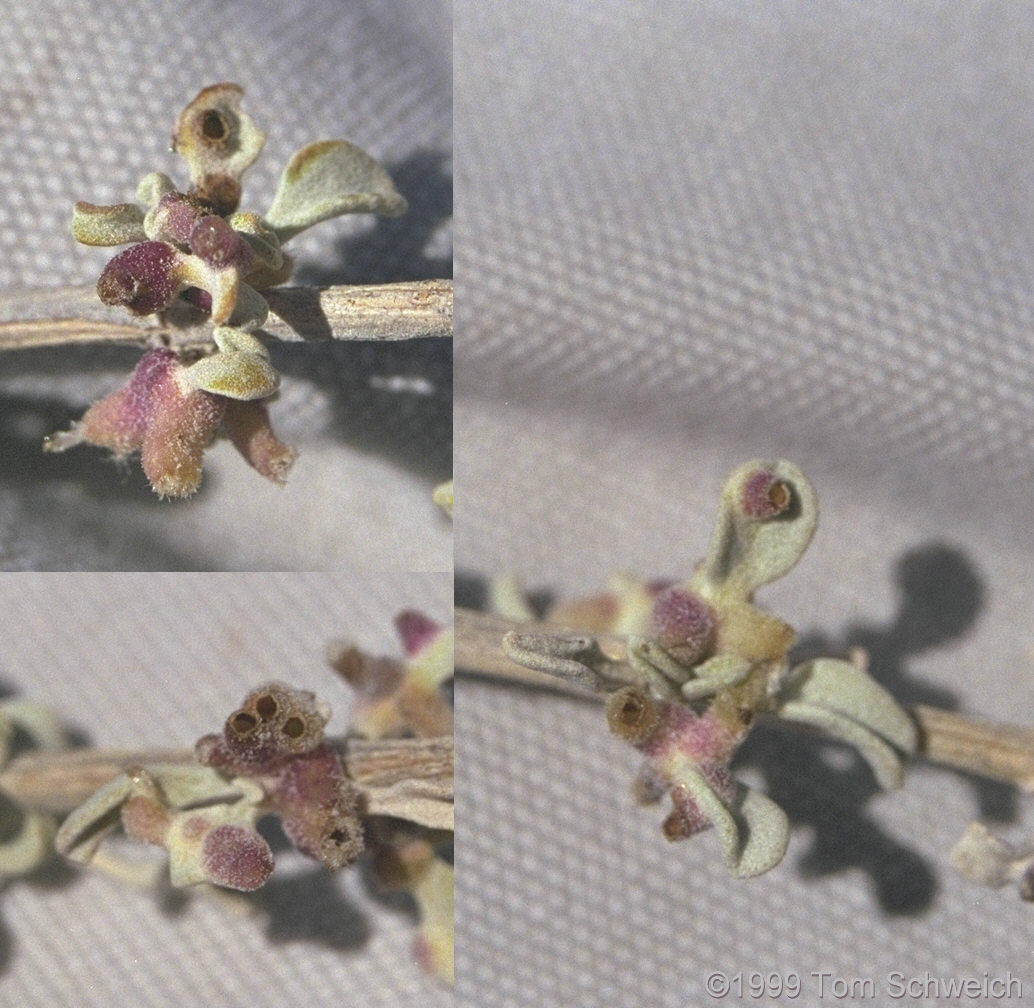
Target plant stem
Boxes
[0,279,452,351]
[455,606,1034,792]
[909,705,1034,792]
[0,734,453,831]
[453,607,631,694]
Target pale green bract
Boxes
[0,699,66,882]
[264,140,408,243]
[53,764,251,864]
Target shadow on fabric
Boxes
[742,541,989,916]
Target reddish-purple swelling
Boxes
[739,468,791,519]
[96,241,182,315]
[200,823,274,891]
[190,215,254,271]
[395,611,442,657]
[649,586,716,665]
[273,746,364,870]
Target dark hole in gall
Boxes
[200,109,231,142]
[255,694,278,720]
[282,716,305,739]
[620,695,645,728]
[230,711,257,735]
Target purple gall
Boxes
[96,242,183,316]
[44,347,294,498]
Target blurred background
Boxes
[455,4,1034,1006]
[0,0,452,571]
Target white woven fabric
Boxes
[456,3,1034,1006]
[0,0,451,571]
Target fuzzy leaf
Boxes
[227,212,284,271]
[264,140,407,242]
[777,700,909,789]
[502,630,613,692]
[696,459,818,600]
[55,764,244,863]
[180,352,278,400]
[181,327,279,400]
[72,202,147,247]
[136,172,177,211]
[682,769,789,878]
[54,772,134,863]
[226,282,270,330]
[779,657,917,764]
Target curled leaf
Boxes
[227,212,284,272]
[679,769,790,879]
[181,327,279,400]
[225,282,271,329]
[54,772,134,863]
[677,654,753,702]
[776,658,917,789]
[135,172,177,211]
[264,139,407,242]
[502,630,617,692]
[54,764,244,864]
[697,459,818,600]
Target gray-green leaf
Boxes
[72,202,147,247]
[776,657,917,788]
[54,764,245,863]
[697,459,819,600]
[681,769,790,878]
[264,140,407,243]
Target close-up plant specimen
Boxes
[458,459,1034,886]
[39,83,410,498]
[485,460,914,876]
[0,608,454,985]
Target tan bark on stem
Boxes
[0,735,453,831]
[0,280,452,351]
[910,705,1034,792]
[456,606,1034,790]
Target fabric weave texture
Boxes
[456,3,1034,1006]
